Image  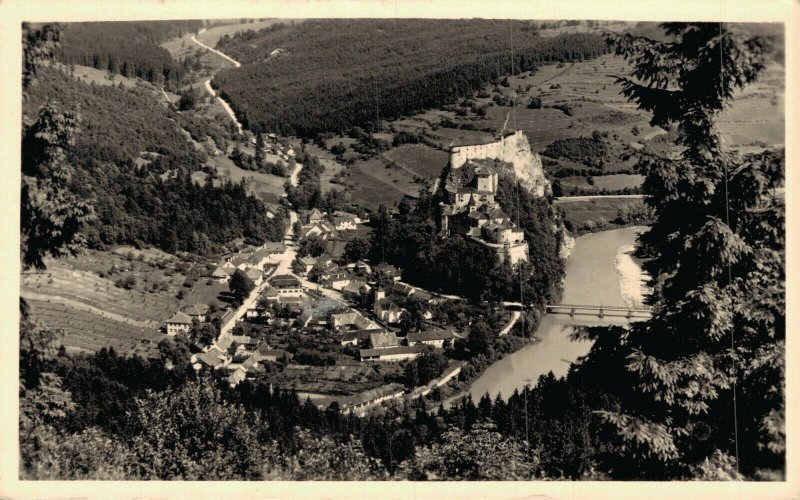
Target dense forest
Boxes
[22,60,283,256]
[52,21,202,88]
[24,67,207,167]
[212,20,608,136]
[77,171,285,254]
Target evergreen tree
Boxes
[254,133,266,170]
[577,23,784,479]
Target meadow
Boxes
[554,196,644,228]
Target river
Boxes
[468,226,648,401]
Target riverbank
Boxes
[614,241,650,308]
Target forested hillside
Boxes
[23,65,284,255]
[25,67,206,167]
[52,21,202,88]
[212,19,608,136]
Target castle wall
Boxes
[470,237,529,266]
[448,131,549,197]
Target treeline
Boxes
[52,21,201,87]
[78,171,285,254]
[211,19,607,136]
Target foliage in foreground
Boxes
[572,22,785,480]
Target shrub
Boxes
[115,275,136,290]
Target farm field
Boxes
[22,263,180,325]
[305,144,345,194]
[201,155,288,204]
[19,248,242,355]
[555,196,644,228]
[195,20,299,48]
[719,62,785,148]
[558,174,644,193]
[344,158,426,211]
[382,143,449,179]
[27,299,162,357]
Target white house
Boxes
[165,311,193,336]
[268,274,303,297]
[373,289,403,324]
[406,329,456,349]
[332,212,359,231]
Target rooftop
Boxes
[369,331,399,349]
[407,328,455,343]
[166,311,193,325]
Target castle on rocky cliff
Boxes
[437,131,549,266]
[448,130,550,197]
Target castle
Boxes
[438,161,524,265]
[448,130,550,197]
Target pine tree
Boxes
[576,23,784,479]
[254,132,266,170]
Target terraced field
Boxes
[22,267,177,325]
[27,299,162,357]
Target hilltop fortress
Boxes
[438,131,550,266]
[448,130,550,197]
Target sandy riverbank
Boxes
[614,243,650,308]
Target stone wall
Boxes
[449,131,550,197]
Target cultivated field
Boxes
[344,158,427,211]
[19,248,239,355]
[27,299,162,358]
[558,174,644,193]
[305,144,345,194]
[555,196,644,228]
[382,143,449,179]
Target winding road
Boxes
[190,29,244,135]
[191,30,241,68]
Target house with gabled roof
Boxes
[332,212,359,231]
[329,308,379,331]
[373,289,403,324]
[406,328,456,349]
[339,328,385,347]
[342,280,370,302]
[369,331,399,349]
[295,255,317,276]
[165,311,193,336]
[244,267,263,286]
[308,208,325,224]
[211,266,234,283]
[301,221,336,240]
[228,367,247,387]
[183,303,209,322]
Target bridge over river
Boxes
[545,303,652,320]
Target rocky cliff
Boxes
[449,131,551,197]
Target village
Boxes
[162,155,524,416]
